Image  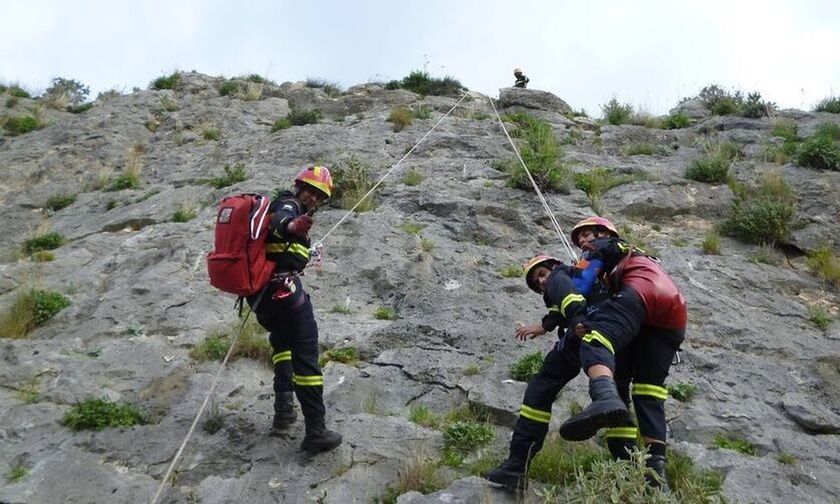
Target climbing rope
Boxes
[316,90,471,245]
[151,90,470,503]
[487,97,578,262]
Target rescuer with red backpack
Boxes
[207,166,341,454]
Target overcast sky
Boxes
[2,0,838,115]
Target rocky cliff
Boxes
[1,72,839,503]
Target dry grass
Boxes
[238,82,263,101]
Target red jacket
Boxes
[614,255,687,329]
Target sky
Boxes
[2,0,839,115]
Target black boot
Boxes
[646,454,670,492]
[485,440,536,491]
[300,418,342,454]
[272,392,297,430]
[607,438,636,461]
[559,376,630,441]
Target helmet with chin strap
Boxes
[570,216,619,247]
[294,165,333,199]
[523,254,561,293]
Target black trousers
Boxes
[579,287,685,444]
[249,278,325,422]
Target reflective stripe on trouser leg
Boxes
[632,383,667,441]
[579,330,617,372]
[605,425,639,461]
[519,405,551,424]
[269,339,293,394]
[289,298,327,421]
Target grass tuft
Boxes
[601,98,634,125]
[209,163,247,189]
[190,318,271,365]
[202,127,220,140]
[795,122,840,171]
[807,306,833,330]
[403,168,424,186]
[722,172,796,245]
[685,141,740,184]
[495,113,571,193]
[711,434,756,455]
[319,347,358,367]
[271,117,292,132]
[374,307,397,320]
[509,351,544,382]
[388,70,464,97]
[701,232,721,255]
[6,463,28,483]
[287,108,322,126]
[62,397,145,431]
[2,115,40,135]
[45,193,76,212]
[499,263,524,278]
[150,72,181,90]
[202,401,225,434]
[0,288,71,338]
[805,246,840,288]
[330,157,377,212]
[667,382,698,402]
[23,232,64,254]
[387,106,413,132]
[381,456,445,504]
[814,96,840,114]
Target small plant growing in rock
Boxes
[387,106,413,132]
[808,306,834,330]
[6,463,28,483]
[662,112,691,129]
[389,70,464,97]
[667,382,698,402]
[374,307,397,320]
[499,263,524,278]
[31,251,55,262]
[420,237,435,252]
[171,204,197,223]
[210,163,247,189]
[16,378,40,404]
[63,397,145,431]
[463,363,480,376]
[749,244,780,265]
[701,232,721,255]
[217,80,241,96]
[408,405,441,429]
[764,119,800,164]
[400,222,426,235]
[381,455,445,503]
[528,433,609,485]
[150,71,181,90]
[622,143,657,156]
[190,333,230,361]
[403,168,424,186]
[305,78,342,97]
[600,98,634,125]
[495,112,572,193]
[319,347,358,367]
[443,421,494,454]
[722,172,796,245]
[509,351,544,381]
[202,401,225,434]
[667,450,725,500]
[685,141,740,184]
[286,108,322,126]
[413,104,433,119]
[3,115,39,135]
[711,434,756,455]
[814,96,840,114]
[202,127,220,140]
[43,77,90,109]
[329,303,352,314]
[329,157,377,212]
[805,246,840,288]
[795,123,840,171]
[574,168,650,208]
[23,232,64,254]
[776,452,797,465]
[271,117,292,132]
[45,193,76,212]
[6,84,31,98]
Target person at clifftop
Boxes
[513,68,530,88]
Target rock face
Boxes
[1,73,840,504]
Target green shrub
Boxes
[190,333,230,361]
[391,70,464,97]
[23,232,64,254]
[218,80,241,96]
[271,117,292,131]
[210,163,247,189]
[0,288,70,338]
[44,77,90,107]
[387,106,413,132]
[529,434,609,485]
[663,112,691,129]
[3,115,39,135]
[330,157,377,211]
[400,222,426,235]
[463,363,480,375]
[701,232,721,255]
[545,453,665,503]
[741,92,775,118]
[6,463,28,482]
[666,450,725,501]
[319,347,358,367]
[150,72,181,90]
[68,103,94,114]
[171,206,197,223]
[497,113,571,193]
[685,141,740,184]
[106,172,140,191]
[509,351,544,381]
[305,78,342,97]
[805,246,840,288]
[499,263,524,278]
[722,172,796,244]
[601,98,633,125]
[45,193,76,212]
[375,307,397,320]
[241,74,272,84]
[413,104,433,119]
[814,96,840,114]
[764,119,800,164]
[575,168,649,198]
[443,421,494,453]
[796,123,840,171]
[329,304,352,314]
[190,318,271,365]
[667,382,698,402]
[807,306,833,330]
[62,397,145,431]
[7,85,30,98]
[712,434,756,455]
[287,108,322,126]
[202,127,220,140]
[403,168,424,186]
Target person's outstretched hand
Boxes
[516,323,547,341]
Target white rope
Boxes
[317,90,471,244]
[487,97,578,262]
[150,312,252,504]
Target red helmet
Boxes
[570,216,619,247]
[523,254,561,293]
[294,165,333,198]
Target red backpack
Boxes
[207,194,275,297]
